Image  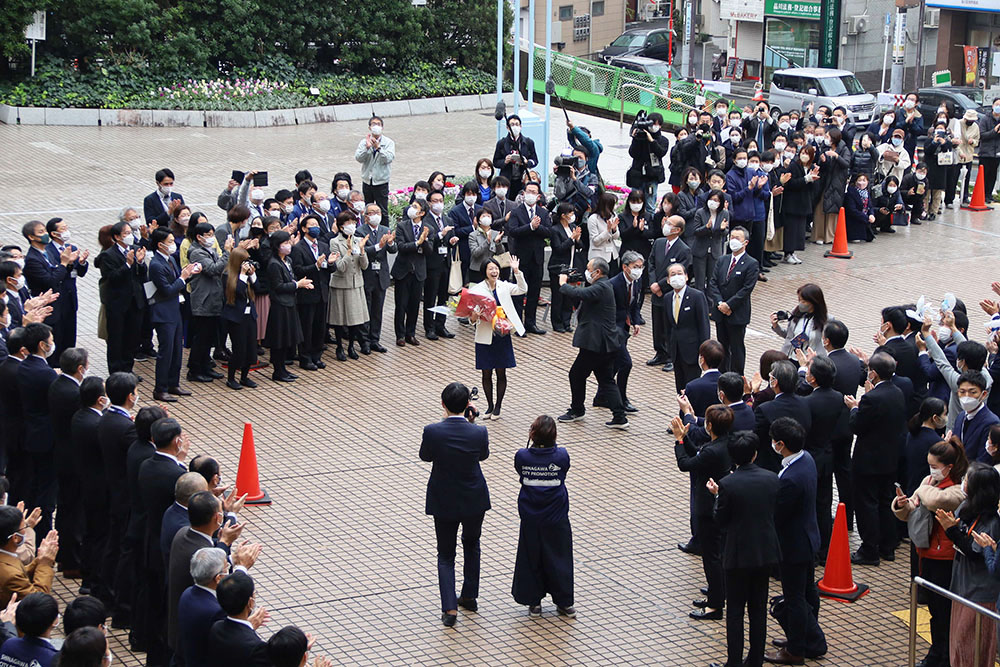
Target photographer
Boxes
[566,118,603,181]
[627,112,669,217]
[551,149,598,215]
[741,100,778,151]
[493,115,538,199]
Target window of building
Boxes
[592,1,605,16]
[559,5,574,21]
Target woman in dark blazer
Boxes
[511,415,574,618]
[618,189,656,312]
[676,168,707,239]
[548,203,585,333]
[872,175,904,233]
[221,247,259,390]
[689,190,730,291]
[264,231,309,382]
[247,216,276,349]
[843,172,875,242]
[779,145,815,263]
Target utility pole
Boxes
[686,0,696,78]
[889,7,906,94]
[912,0,926,90]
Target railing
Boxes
[619,83,699,128]
[908,576,1000,667]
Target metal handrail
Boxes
[908,576,1000,667]
[618,83,700,129]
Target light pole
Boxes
[542,0,553,191]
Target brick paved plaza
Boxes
[2,109,1000,665]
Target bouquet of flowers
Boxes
[446,287,515,337]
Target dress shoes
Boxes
[299,361,319,371]
[763,648,804,665]
[772,639,788,648]
[225,379,242,390]
[360,343,372,355]
[436,327,455,339]
[850,550,880,566]
[526,325,547,335]
[285,372,299,379]
[623,403,639,413]
[662,362,675,373]
[153,391,177,402]
[336,348,348,362]
[167,386,191,396]
[441,612,457,627]
[553,326,567,333]
[677,542,701,556]
[689,609,722,620]
[186,373,214,383]
[692,598,709,608]
[405,336,420,346]
[425,330,440,341]
[396,338,406,347]
[758,274,769,282]
[206,370,224,380]
[348,345,359,360]
[646,355,667,366]
[879,550,896,562]
[371,342,387,353]
[457,597,478,612]
[239,378,258,388]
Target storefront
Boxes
[762,0,821,84]
[927,0,1000,90]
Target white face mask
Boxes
[200,235,214,248]
[629,203,643,212]
[464,195,477,206]
[734,158,748,169]
[779,122,790,131]
[342,223,357,236]
[479,169,492,179]
[629,266,644,280]
[318,200,331,213]
[178,216,190,227]
[407,206,419,220]
[729,135,740,143]
[651,125,661,133]
[370,124,383,136]
[761,163,774,173]
[929,466,946,482]
[783,150,795,161]
[772,441,782,455]
[480,218,492,228]
[688,116,698,125]
[43,339,55,358]
[729,238,743,252]
[717,107,727,117]
[884,115,895,125]
[14,275,26,291]
[159,185,172,197]
[251,188,264,201]
[165,242,177,255]
[279,242,292,255]
[431,202,444,215]
[748,162,760,171]
[509,125,521,137]
[774,141,787,152]
[904,100,916,110]
[584,269,595,284]
[495,187,508,198]
[283,204,294,214]
[800,154,810,164]
[337,188,350,200]
[886,185,898,194]
[915,172,926,181]
[960,395,982,412]
[707,200,720,211]
[368,214,382,226]
[668,274,686,289]
[523,193,538,206]
[351,201,366,213]
[414,192,427,201]
[567,215,576,224]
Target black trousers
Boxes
[27,451,57,542]
[423,263,448,333]
[226,316,257,381]
[716,319,747,375]
[700,514,725,609]
[81,484,111,602]
[725,566,771,667]
[693,254,713,292]
[612,336,634,405]
[55,467,82,570]
[296,301,325,363]
[747,219,766,267]
[548,269,574,329]
[106,303,142,374]
[393,274,423,339]
[50,306,77,367]
[777,561,826,657]
[433,514,484,613]
[673,358,700,396]
[104,502,132,621]
[904,192,924,220]
[362,285,387,343]
[650,303,671,361]
[853,471,896,558]
[520,259,543,328]
[814,454,834,556]
[832,436,853,527]
[363,182,390,216]
[920,555,953,663]
[187,315,217,375]
[569,348,624,419]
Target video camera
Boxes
[553,154,581,179]
[465,386,481,423]
[631,109,654,137]
[553,263,585,282]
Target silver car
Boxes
[768,68,877,125]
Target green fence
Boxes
[529,49,722,126]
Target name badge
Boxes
[178,293,185,304]
[371,261,381,270]
[438,246,447,255]
[734,271,742,275]
[684,306,691,311]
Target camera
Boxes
[631,109,654,136]
[553,154,580,179]
[465,386,480,423]
[553,263,584,282]
[245,260,260,270]
[775,310,790,321]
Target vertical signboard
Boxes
[820,0,841,68]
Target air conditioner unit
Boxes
[924,8,940,27]
[847,15,869,35]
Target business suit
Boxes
[827,347,864,527]
[391,218,429,341]
[420,416,491,612]
[44,241,88,363]
[506,203,551,330]
[290,236,332,365]
[608,272,642,407]
[72,406,110,600]
[774,451,827,659]
[160,504,188,563]
[560,277,625,421]
[16,355,58,539]
[707,250,759,374]
[143,191,184,225]
[956,405,1000,464]
[753,392,812,473]
[448,201,480,283]
[0,356,24,499]
[207,618,271,667]
[4,288,27,330]
[177,586,225,667]
[646,236,692,363]
[48,374,82,571]
[421,211,455,335]
[850,380,907,559]
[714,463,781,667]
[168,528,231,656]
[805,386,846,555]
[884,335,927,405]
[97,243,148,374]
[358,223,396,346]
[685,369,722,418]
[123,438,156,649]
[665,286,711,394]
[149,251,187,394]
[482,195,517,234]
[0,550,54,607]
[22,246,74,365]
[675,435,731,610]
[99,406,139,621]
[547,223,583,330]
[689,208,730,290]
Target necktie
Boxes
[626,282,633,328]
[529,207,535,220]
[727,256,737,279]
[673,292,681,322]
[413,223,420,238]
[468,206,474,219]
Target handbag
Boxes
[907,500,934,549]
[493,251,512,269]
[937,150,955,166]
[448,256,464,295]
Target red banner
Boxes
[964,45,977,84]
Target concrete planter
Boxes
[0,104,16,125]
[151,110,206,127]
[255,109,298,127]
[44,108,100,126]
[333,102,375,122]
[100,109,153,126]
[445,94,482,112]
[205,110,257,128]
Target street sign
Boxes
[24,11,46,41]
[932,70,951,86]
[884,12,891,38]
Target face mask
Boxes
[307,227,321,238]
[283,204,294,214]
[251,188,264,201]
[884,115,895,125]
[748,162,760,171]
[774,141,787,152]
[707,200,720,211]
[43,340,55,358]
[479,169,491,179]
[761,163,774,173]
[342,223,357,236]
[629,202,643,212]
[428,202,443,216]
[915,172,926,181]
[937,118,947,125]
[688,179,700,190]
[994,105,1000,115]
[337,188,350,200]
[584,269,595,284]
[820,136,830,145]
[886,185,898,194]
[734,158,748,169]
[717,107,727,117]
[688,116,698,125]
[891,137,903,147]
[778,122,790,131]
[58,231,72,244]
[159,185,172,197]
[651,125,661,133]
[663,224,677,237]
[200,236,214,247]
[669,274,686,289]
[370,124,383,136]
[480,217,492,228]
[509,125,521,137]
[13,275,26,291]
[772,441,782,455]
[495,187,508,198]
[414,192,427,201]
[318,200,331,213]
[37,233,51,245]
[407,206,419,220]
[524,193,538,206]
[568,215,576,224]
[857,181,868,190]
[904,100,915,110]
[960,396,982,412]
[784,150,795,161]
[464,195,477,206]
[730,135,740,143]
[178,216,190,227]
[351,201,366,214]
[279,242,292,255]
[629,266,644,280]
[929,466,946,482]
[800,154,810,164]
[729,238,743,252]
[368,214,382,226]
[165,242,177,255]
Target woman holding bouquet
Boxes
[470,256,527,420]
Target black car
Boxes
[598,28,676,64]
[917,87,990,126]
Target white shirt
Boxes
[673,285,687,306]
[778,450,805,478]
[195,585,218,597]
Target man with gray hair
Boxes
[159,472,209,561]
[598,250,644,413]
[176,547,229,667]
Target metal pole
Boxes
[890,8,905,94]
[514,0,521,115]
[31,39,36,78]
[908,580,917,667]
[528,0,536,112]
[496,0,505,139]
[913,1,926,91]
[881,13,890,93]
[543,0,553,192]
[686,0,696,79]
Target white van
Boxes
[769,68,877,125]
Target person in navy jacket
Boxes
[20,220,81,367]
[447,182,481,285]
[177,548,228,667]
[725,148,770,234]
[766,417,827,664]
[419,382,491,627]
[148,228,200,402]
[604,252,643,412]
[506,182,551,334]
[143,168,184,225]
[684,340,726,418]
[707,227,759,375]
[43,217,89,363]
[511,415,575,618]
[0,592,60,667]
[954,371,999,463]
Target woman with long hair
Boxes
[427,171,447,194]
[587,192,621,274]
[248,216,278,348]
[769,283,828,359]
[54,626,110,667]
[221,247,259,389]
[547,203,583,333]
[511,415,575,618]
[779,144,815,264]
[813,127,850,245]
[265,230,310,382]
[470,257,526,419]
[905,398,948,492]
[475,158,494,203]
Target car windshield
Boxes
[642,63,678,78]
[949,92,979,108]
[612,33,647,47]
[819,75,865,97]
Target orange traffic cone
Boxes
[234,422,271,505]
[823,207,853,260]
[962,164,994,212]
[818,502,869,602]
[752,83,764,102]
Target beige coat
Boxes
[587,213,621,263]
[472,271,527,344]
[950,118,981,164]
[891,475,965,520]
[327,233,369,326]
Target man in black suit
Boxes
[882,305,927,404]
[159,473,210,562]
[48,347,88,577]
[556,259,628,429]
[422,190,457,340]
[661,262,710,392]
[766,418,827,664]
[0,328,27,502]
[72,376,110,604]
[97,220,148,375]
[207,572,270,667]
[419,383,491,627]
[707,431,781,667]
[43,217,89,363]
[673,405,733,621]
[148,228,199,402]
[358,204,396,353]
[1,261,30,330]
[15,323,59,540]
[683,340,726,419]
[142,168,184,225]
[492,115,538,199]
[98,371,139,626]
[679,371,756,436]
[481,177,516,232]
[646,216,693,372]
[391,200,431,347]
[447,182,481,284]
[707,226,759,374]
[753,360,812,473]
[21,221,80,366]
[845,351,907,565]
[506,182,551,335]
[801,356,846,557]
[604,251,644,412]
[290,215,334,370]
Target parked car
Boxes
[598,28,677,64]
[768,68,878,125]
[608,55,682,80]
[916,87,990,126]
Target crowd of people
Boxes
[0,92,999,666]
